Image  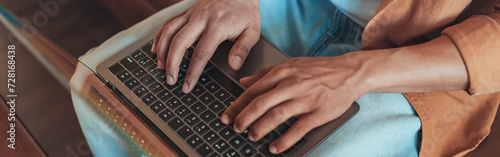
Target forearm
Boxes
[351,36,469,93]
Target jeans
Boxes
[73,0,421,156]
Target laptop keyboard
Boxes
[108,42,306,157]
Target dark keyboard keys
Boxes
[177,126,194,139]
[191,102,207,115]
[158,109,174,122]
[229,135,245,149]
[206,81,221,93]
[138,57,154,69]
[180,59,190,71]
[198,74,211,85]
[181,94,197,106]
[185,114,201,126]
[264,131,280,143]
[209,119,226,132]
[223,149,239,157]
[133,85,147,97]
[166,97,181,110]
[141,44,154,57]
[124,78,140,90]
[157,90,173,102]
[200,110,216,123]
[140,74,155,86]
[178,70,186,82]
[203,131,220,144]
[209,153,222,157]
[197,144,214,155]
[208,101,224,114]
[168,117,184,131]
[191,84,206,97]
[215,90,230,101]
[224,97,236,107]
[141,93,156,106]
[240,145,256,157]
[109,64,124,75]
[207,68,244,97]
[213,139,230,153]
[219,127,236,140]
[155,71,167,83]
[187,135,203,148]
[193,122,210,135]
[147,65,161,76]
[200,93,215,104]
[172,87,186,98]
[175,105,191,118]
[120,56,139,71]
[148,82,163,94]
[204,63,213,71]
[276,124,290,135]
[131,50,146,61]
[248,139,264,148]
[150,101,166,113]
[117,71,132,82]
[132,67,147,78]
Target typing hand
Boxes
[152,0,261,93]
[221,56,369,154]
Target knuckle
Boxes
[269,107,287,119]
[171,34,184,45]
[191,50,209,61]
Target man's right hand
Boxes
[152,0,261,93]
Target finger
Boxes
[248,99,309,142]
[233,84,299,133]
[182,28,226,93]
[270,113,322,154]
[164,20,206,85]
[228,28,260,70]
[152,11,186,53]
[156,15,189,70]
[239,65,274,87]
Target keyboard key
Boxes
[264,131,280,143]
[178,70,186,82]
[175,105,191,118]
[140,74,155,86]
[124,78,140,90]
[166,97,182,110]
[208,101,224,114]
[141,44,154,58]
[172,87,186,98]
[223,148,240,157]
[187,135,203,148]
[215,90,230,101]
[193,122,210,135]
[148,82,163,94]
[177,126,194,139]
[185,114,201,126]
[198,74,211,85]
[168,117,184,131]
[206,81,221,93]
[191,84,206,97]
[213,139,230,153]
[229,135,245,149]
[181,94,197,106]
[132,67,147,78]
[131,50,146,61]
[138,57,154,69]
[219,127,236,140]
[197,144,214,155]
[204,63,213,71]
[248,139,264,148]
[141,93,157,106]
[180,59,190,71]
[109,63,124,75]
[150,101,166,113]
[239,144,256,157]
[209,119,226,132]
[200,93,215,104]
[276,124,290,135]
[223,97,236,107]
[203,131,220,144]
[158,109,174,122]
[209,153,222,157]
[117,71,132,82]
[157,90,173,102]
[133,85,147,97]
[120,56,139,71]
[200,110,216,123]
[155,71,167,83]
[190,102,207,115]
[207,68,244,97]
[147,65,161,76]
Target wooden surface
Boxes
[0,96,47,156]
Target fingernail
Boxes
[167,74,175,85]
[182,82,190,93]
[233,126,241,133]
[230,56,242,70]
[248,135,255,141]
[158,61,164,69]
[151,44,156,53]
[221,114,229,124]
[269,145,277,154]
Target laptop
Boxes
[0,3,359,156]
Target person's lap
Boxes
[75,0,421,156]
